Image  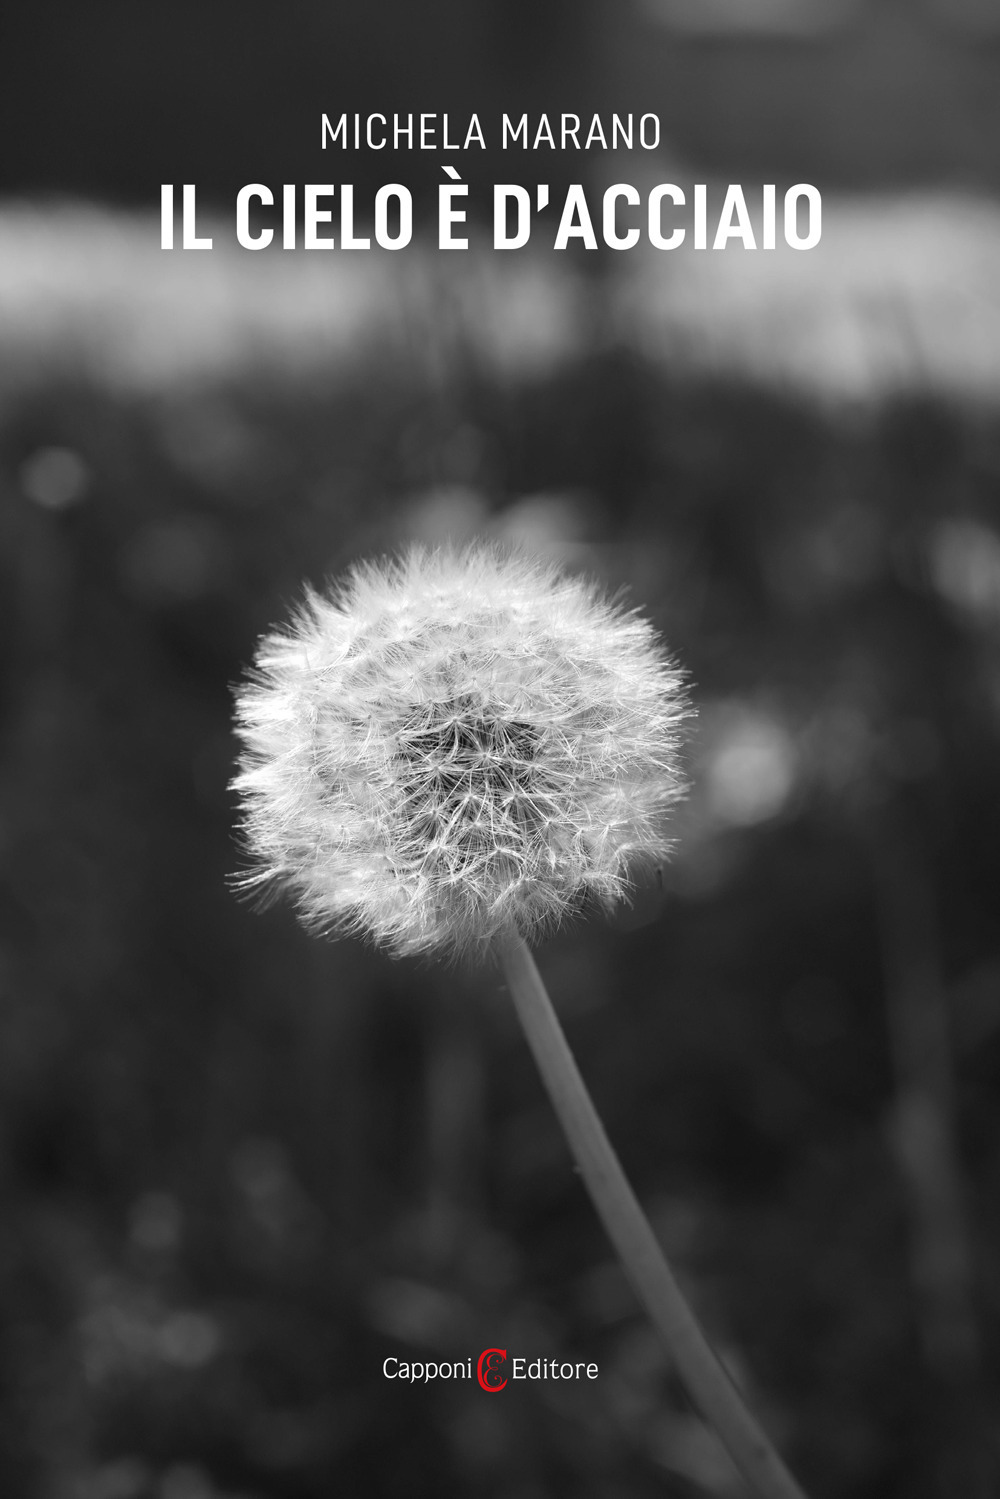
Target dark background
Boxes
[2,4,1000,1497]
[6,0,1000,201]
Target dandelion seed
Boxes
[229,544,808,1498]
[232,544,688,958]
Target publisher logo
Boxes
[476,1347,508,1392]
[383,1349,599,1388]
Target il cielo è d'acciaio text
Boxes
[160,112,822,253]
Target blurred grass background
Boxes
[2,4,1000,1498]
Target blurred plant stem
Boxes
[871,812,994,1497]
[497,931,808,1499]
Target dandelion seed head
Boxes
[232,545,689,958]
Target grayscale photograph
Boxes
[1,5,999,1497]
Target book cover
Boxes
[1,6,998,1496]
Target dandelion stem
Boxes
[497,931,808,1499]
